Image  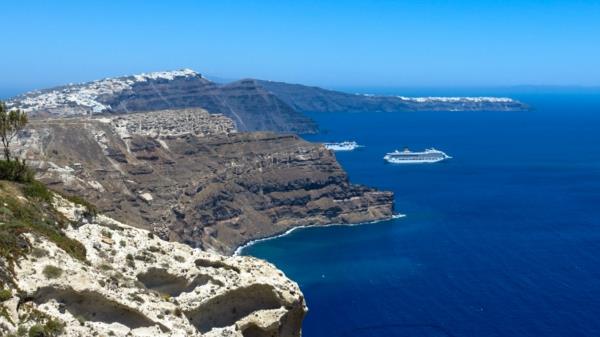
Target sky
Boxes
[2,0,600,94]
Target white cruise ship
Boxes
[384,148,451,164]
[324,141,361,151]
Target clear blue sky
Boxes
[2,0,600,92]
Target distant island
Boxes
[7,69,529,134]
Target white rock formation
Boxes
[0,196,306,336]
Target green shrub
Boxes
[0,159,34,183]
[23,180,53,203]
[42,265,63,279]
[129,293,144,303]
[75,314,86,326]
[43,318,65,336]
[31,247,48,258]
[58,193,97,217]
[126,253,135,268]
[0,288,11,301]
[0,304,12,324]
[28,324,44,337]
[26,319,64,337]
[17,325,28,335]
[0,183,87,281]
[99,263,112,271]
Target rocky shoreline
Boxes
[233,213,406,256]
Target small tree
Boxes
[0,100,28,161]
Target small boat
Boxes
[324,141,361,151]
[384,147,451,164]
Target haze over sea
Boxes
[242,89,600,337]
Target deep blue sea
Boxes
[241,90,600,337]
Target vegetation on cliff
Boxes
[0,101,88,287]
[0,183,306,336]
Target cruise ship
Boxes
[384,148,451,163]
[324,141,361,151]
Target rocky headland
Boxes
[257,79,530,113]
[15,108,394,255]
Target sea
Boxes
[241,88,600,337]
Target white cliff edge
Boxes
[0,194,306,337]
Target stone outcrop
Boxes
[15,109,394,254]
[0,192,306,337]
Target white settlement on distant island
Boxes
[323,141,362,151]
[384,148,452,164]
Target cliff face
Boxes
[8,70,318,134]
[0,188,306,337]
[15,109,394,254]
[103,77,317,134]
[8,69,530,137]
[257,80,530,112]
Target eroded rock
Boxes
[0,196,306,337]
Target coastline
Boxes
[233,213,406,256]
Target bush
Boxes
[43,318,65,336]
[42,265,63,279]
[0,288,11,301]
[23,181,53,203]
[17,325,28,335]
[0,159,34,183]
[129,293,144,303]
[27,319,64,337]
[60,193,98,217]
[99,263,112,271]
[28,324,44,337]
[75,315,86,326]
[0,182,88,281]
[31,247,48,258]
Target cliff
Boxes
[8,70,318,134]
[0,182,306,336]
[257,79,530,112]
[15,109,394,255]
[8,69,529,137]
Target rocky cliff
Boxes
[0,184,306,337]
[15,109,394,255]
[8,69,529,136]
[257,80,530,112]
[7,70,318,134]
